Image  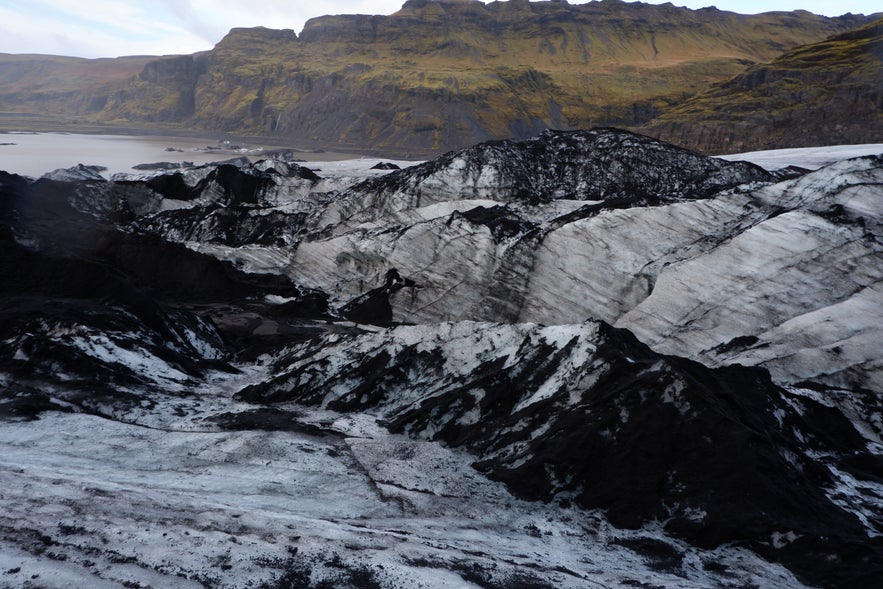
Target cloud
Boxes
[0,1,209,57]
[157,0,224,45]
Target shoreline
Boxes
[0,113,444,161]
[0,129,401,178]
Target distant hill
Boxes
[642,17,883,154]
[0,1,877,155]
[0,54,154,115]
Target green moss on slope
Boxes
[0,2,878,154]
[642,18,883,154]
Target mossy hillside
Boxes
[293,1,867,72]
[642,18,883,153]
[157,4,873,152]
[2,1,878,154]
[0,54,152,115]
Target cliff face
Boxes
[157,2,875,154]
[1,1,876,154]
[642,18,883,154]
[103,54,208,121]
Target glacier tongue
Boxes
[2,129,882,588]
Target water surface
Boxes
[0,132,358,177]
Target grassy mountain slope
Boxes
[1,1,878,154]
[642,18,883,154]
[0,54,154,116]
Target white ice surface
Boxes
[0,361,808,589]
[5,144,880,587]
[719,144,883,170]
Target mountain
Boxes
[0,1,877,154]
[643,17,883,153]
[0,54,153,117]
[2,128,882,587]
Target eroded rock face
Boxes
[6,4,872,155]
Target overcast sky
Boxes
[0,0,879,59]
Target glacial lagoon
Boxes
[0,131,358,177]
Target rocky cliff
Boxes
[102,2,875,154]
[1,1,876,154]
[643,17,883,153]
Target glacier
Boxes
[1,129,882,588]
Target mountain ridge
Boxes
[643,17,883,153]
[0,1,878,155]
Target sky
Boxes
[0,0,879,59]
